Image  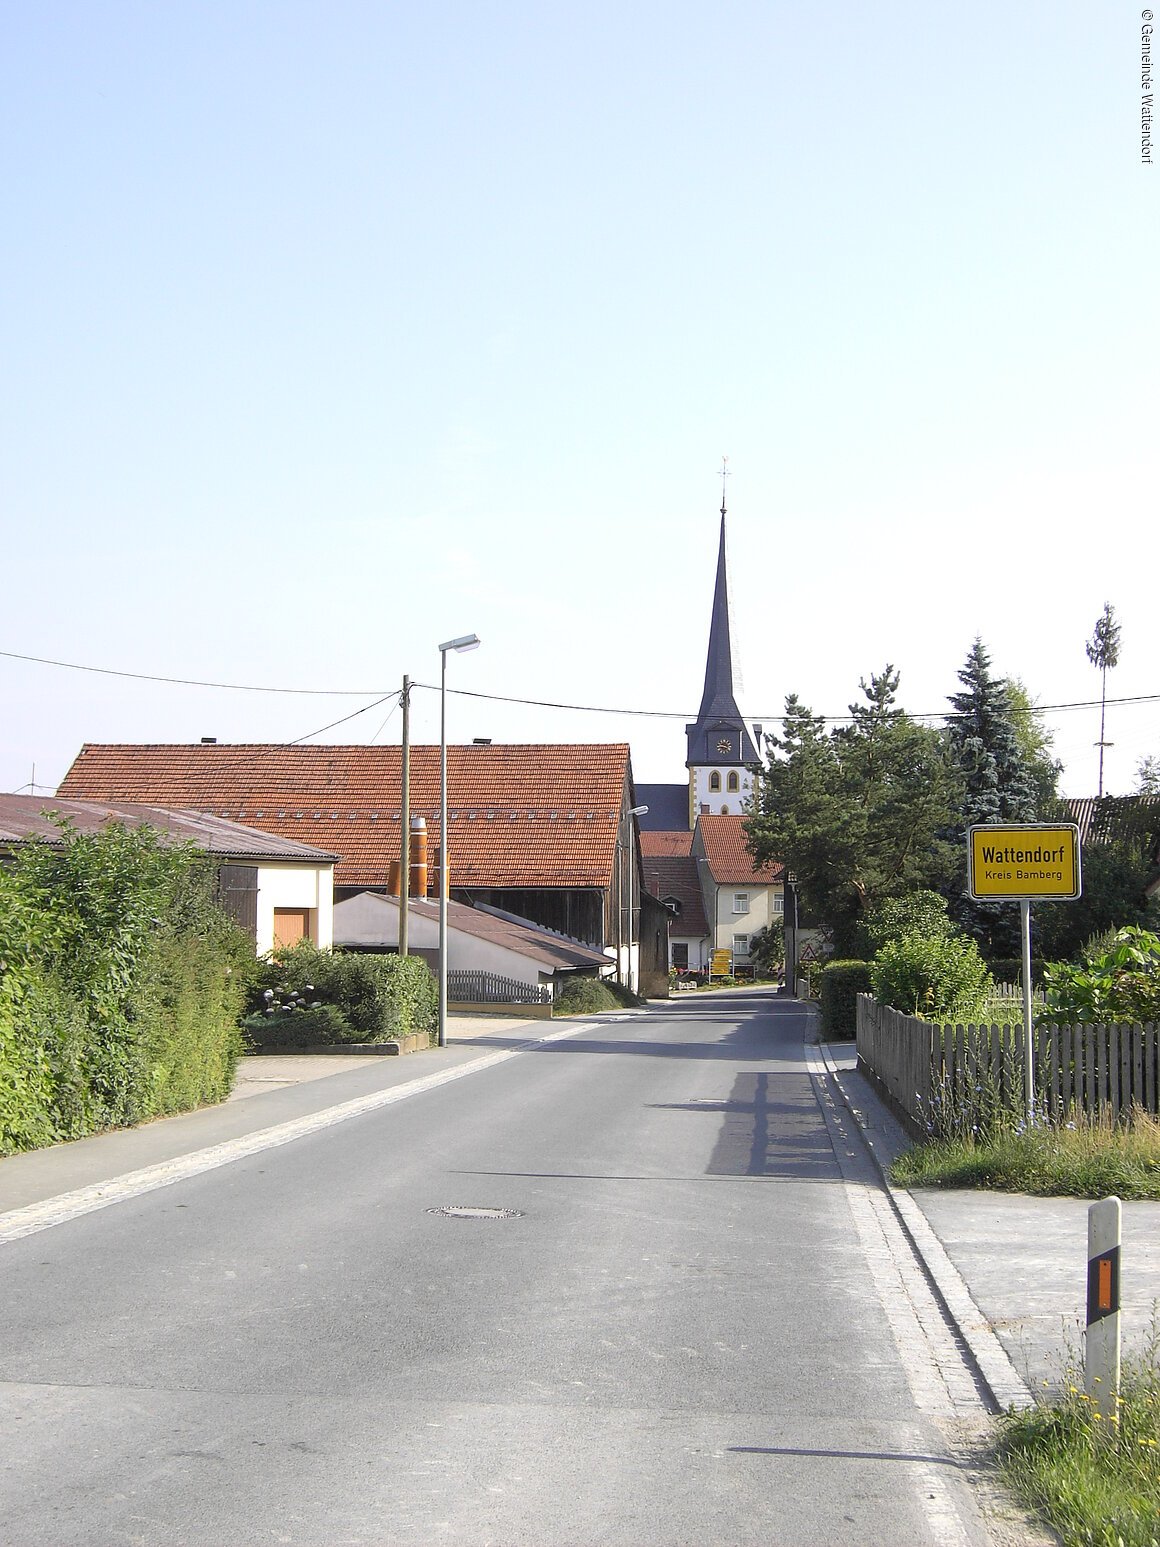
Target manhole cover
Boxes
[426,1205,523,1220]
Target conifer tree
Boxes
[943,638,1038,955]
[1086,602,1121,797]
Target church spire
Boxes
[686,466,759,776]
[695,505,740,723]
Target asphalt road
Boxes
[2,994,1010,1546]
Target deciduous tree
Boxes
[745,669,957,955]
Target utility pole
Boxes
[399,675,411,957]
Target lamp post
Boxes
[625,804,648,994]
[437,633,480,1047]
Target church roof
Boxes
[635,783,690,832]
[685,512,759,766]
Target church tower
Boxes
[684,486,760,824]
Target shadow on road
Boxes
[728,1445,965,1468]
[683,1072,839,1178]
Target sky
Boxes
[2,1,1156,802]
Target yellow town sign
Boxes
[967,823,1082,901]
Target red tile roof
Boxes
[640,829,694,857]
[698,813,782,885]
[58,743,632,891]
[641,854,710,937]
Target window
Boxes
[708,771,721,792]
[772,894,785,915]
[732,893,748,914]
[662,895,682,918]
[273,907,313,947]
[727,771,739,792]
[672,943,689,969]
[732,934,749,957]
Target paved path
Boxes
[0,996,1050,1545]
[0,1015,547,1214]
[229,1015,541,1101]
[819,1044,1160,1395]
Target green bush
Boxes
[819,960,872,1039]
[254,943,436,1043]
[553,976,628,1015]
[747,925,785,976]
[243,1003,355,1049]
[0,822,253,1155]
[0,973,64,1152]
[986,957,1051,988]
[134,934,246,1114]
[1042,926,1160,1025]
[861,890,954,956]
[870,930,992,1021]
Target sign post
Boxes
[967,823,1081,1125]
[1019,899,1033,1125]
[710,948,732,982]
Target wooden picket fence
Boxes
[447,969,551,1006]
[856,994,1160,1132]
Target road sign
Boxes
[967,823,1081,901]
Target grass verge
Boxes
[891,1110,1160,1200]
[997,1332,1160,1547]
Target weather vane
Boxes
[719,455,730,516]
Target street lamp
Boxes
[625,804,648,994]
[437,633,481,1047]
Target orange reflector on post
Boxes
[1098,1257,1113,1311]
[1087,1247,1120,1323]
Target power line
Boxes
[416,681,1160,728]
[0,648,377,696]
[4,644,1159,730]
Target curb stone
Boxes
[815,1034,1033,1414]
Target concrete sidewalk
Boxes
[819,1038,1160,1401]
[0,1013,551,1215]
[229,1013,549,1102]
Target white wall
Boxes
[333,893,597,992]
[669,932,709,971]
[703,880,784,960]
[688,765,755,818]
[256,863,335,955]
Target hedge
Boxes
[0,823,252,1155]
[249,942,437,1045]
[818,961,872,1039]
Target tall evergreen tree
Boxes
[943,639,1038,955]
[1086,602,1121,797]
